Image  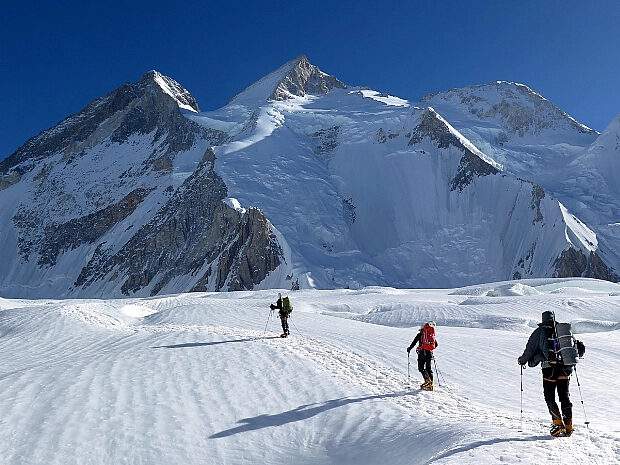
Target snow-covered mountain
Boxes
[0,71,288,297]
[422,81,620,282]
[0,57,617,297]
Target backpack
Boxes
[545,322,584,366]
[281,296,293,315]
[419,323,436,351]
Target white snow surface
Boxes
[0,277,618,464]
[357,89,410,107]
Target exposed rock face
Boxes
[210,208,283,292]
[229,55,346,106]
[75,149,283,295]
[0,172,20,190]
[408,108,500,191]
[554,248,619,282]
[0,71,224,177]
[144,70,200,112]
[530,185,545,224]
[450,150,500,192]
[312,125,340,158]
[270,55,346,101]
[39,187,152,266]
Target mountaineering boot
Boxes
[422,381,434,391]
[550,418,566,437]
[280,333,288,338]
[564,418,574,437]
[420,375,431,389]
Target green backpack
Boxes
[282,296,293,315]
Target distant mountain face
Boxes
[0,58,617,297]
[0,71,288,298]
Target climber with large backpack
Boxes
[518,310,586,437]
[270,293,293,338]
[407,322,438,391]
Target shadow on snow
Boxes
[210,391,419,438]
[151,336,280,349]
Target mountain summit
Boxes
[140,70,200,112]
[229,55,346,105]
[0,60,617,298]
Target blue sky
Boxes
[1,0,619,156]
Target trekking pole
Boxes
[519,364,524,432]
[573,366,590,429]
[432,356,444,387]
[289,316,304,338]
[407,352,411,388]
[263,308,274,335]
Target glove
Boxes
[518,356,526,366]
[406,347,411,354]
[270,304,276,310]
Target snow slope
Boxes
[423,83,620,273]
[0,277,618,464]
[193,76,614,289]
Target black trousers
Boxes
[542,368,572,421]
[417,349,433,381]
[280,315,289,334]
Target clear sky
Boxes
[2,0,619,157]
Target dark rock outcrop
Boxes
[554,248,619,282]
[75,149,283,295]
[39,187,152,266]
[270,55,346,101]
[530,184,545,223]
[408,108,500,191]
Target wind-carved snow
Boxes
[0,278,618,464]
[357,89,409,107]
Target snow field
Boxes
[0,278,618,464]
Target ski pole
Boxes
[289,316,304,338]
[432,356,443,387]
[263,308,274,335]
[407,352,410,388]
[519,364,524,432]
[573,366,590,428]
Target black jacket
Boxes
[519,324,554,368]
[270,298,287,317]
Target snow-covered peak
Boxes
[1,70,205,176]
[229,55,346,106]
[421,80,596,138]
[139,70,199,112]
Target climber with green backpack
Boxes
[270,293,293,338]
